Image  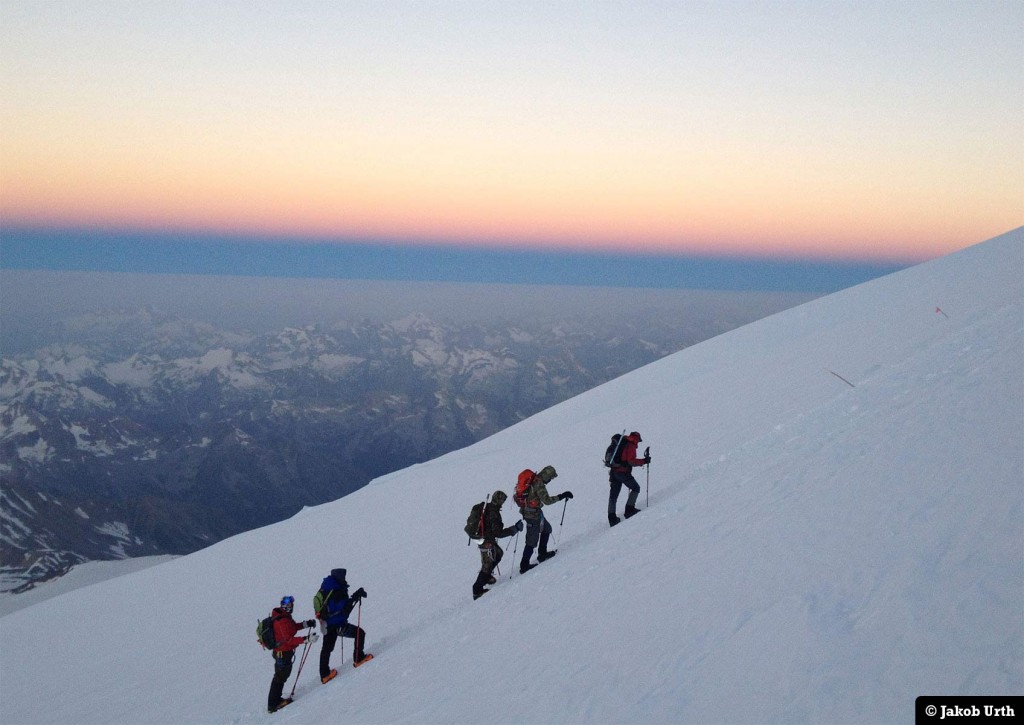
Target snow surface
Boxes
[0,556,177,618]
[0,229,1021,724]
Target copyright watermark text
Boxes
[917,697,1021,723]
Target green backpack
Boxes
[256,613,284,650]
[313,588,333,620]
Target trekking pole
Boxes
[645,446,651,508]
[355,599,363,662]
[555,499,568,547]
[289,625,314,698]
[510,527,520,580]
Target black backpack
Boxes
[464,501,486,539]
[257,613,284,650]
[604,432,626,468]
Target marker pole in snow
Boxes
[289,624,314,699]
[827,369,856,388]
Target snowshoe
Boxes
[520,562,536,574]
[537,550,557,563]
[608,513,621,527]
[473,588,489,600]
[624,506,640,519]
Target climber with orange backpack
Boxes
[514,465,572,574]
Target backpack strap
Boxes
[478,501,488,537]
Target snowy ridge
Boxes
[0,229,1020,723]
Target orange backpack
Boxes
[513,469,536,508]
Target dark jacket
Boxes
[481,490,518,541]
[316,572,357,628]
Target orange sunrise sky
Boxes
[1,1,1021,263]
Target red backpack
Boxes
[513,469,536,508]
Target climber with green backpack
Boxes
[314,568,372,684]
[259,595,317,714]
[466,490,522,600]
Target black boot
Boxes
[608,513,621,526]
[472,571,490,599]
[520,546,535,574]
[537,550,557,563]
[269,698,293,713]
[624,505,640,519]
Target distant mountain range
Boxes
[1,303,785,592]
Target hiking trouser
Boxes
[609,469,640,514]
[523,515,552,553]
[268,650,295,710]
[320,622,366,677]
[478,540,504,576]
[474,540,503,595]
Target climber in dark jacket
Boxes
[471,490,523,600]
[314,568,372,684]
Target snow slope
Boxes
[0,556,177,618]
[1,228,1021,724]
